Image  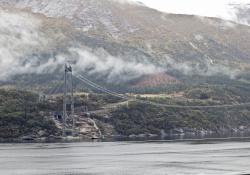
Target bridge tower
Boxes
[63,64,75,136]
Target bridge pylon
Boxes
[63,63,75,136]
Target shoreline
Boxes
[1,131,250,143]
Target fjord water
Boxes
[0,140,250,175]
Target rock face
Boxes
[76,117,102,138]
[0,0,250,89]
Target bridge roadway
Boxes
[75,100,131,115]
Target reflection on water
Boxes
[0,138,250,175]
[114,131,250,142]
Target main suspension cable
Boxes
[73,72,250,109]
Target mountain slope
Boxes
[0,0,250,92]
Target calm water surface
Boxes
[0,139,250,175]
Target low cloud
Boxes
[164,56,240,79]
[0,8,50,80]
[69,48,163,82]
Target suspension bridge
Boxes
[55,63,250,137]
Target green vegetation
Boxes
[0,89,58,139]
[112,103,250,136]
[0,89,123,139]
[111,84,250,136]
[2,79,250,139]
